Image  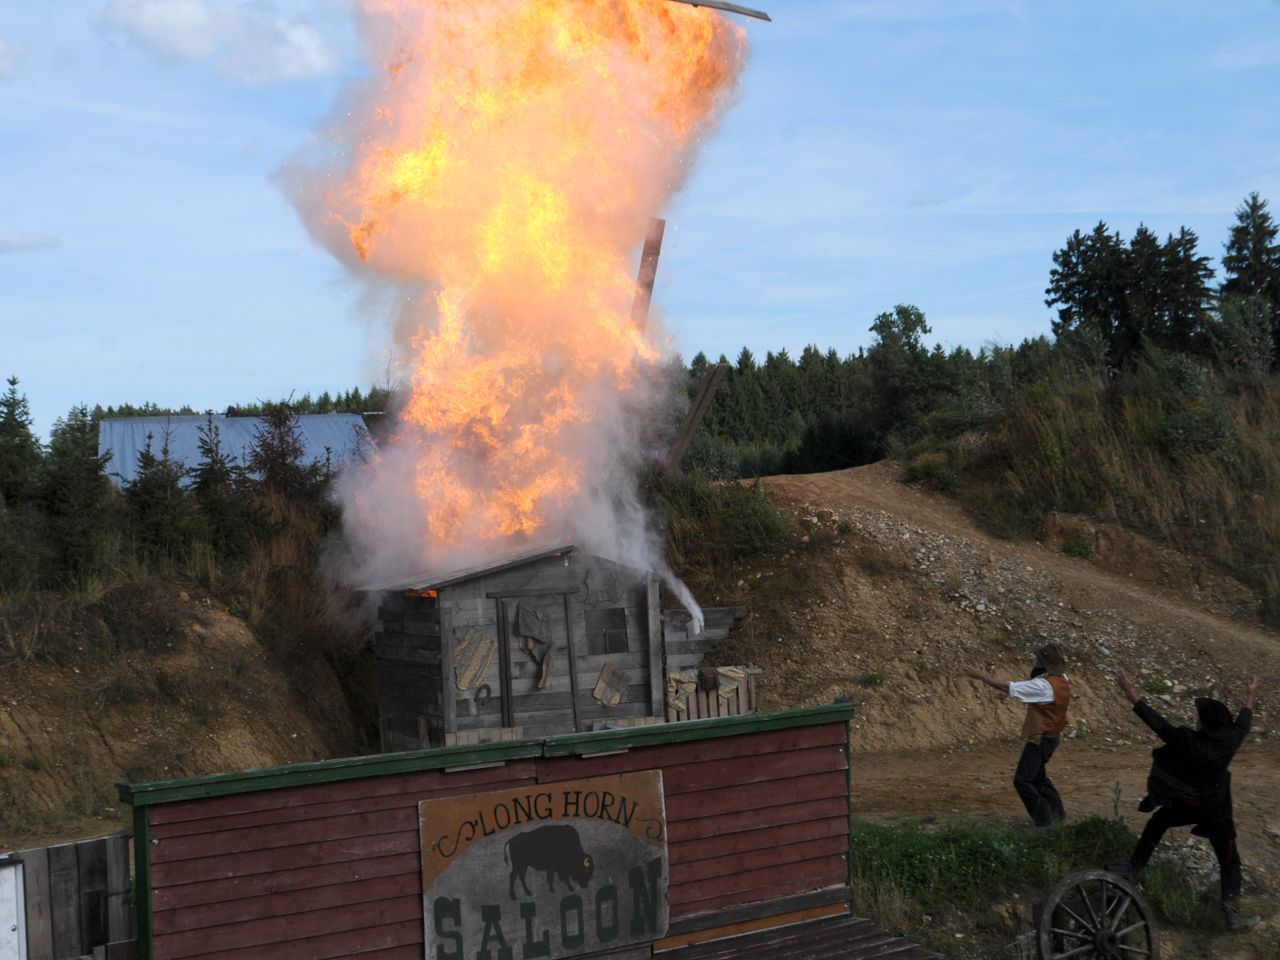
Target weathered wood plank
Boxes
[670,806,850,862]
[373,636,442,663]
[152,872,419,936]
[147,759,539,826]
[176,918,423,960]
[49,842,82,960]
[152,853,420,914]
[669,856,848,916]
[152,900,422,959]
[670,834,848,887]
[151,807,416,865]
[106,834,133,943]
[661,887,850,939]
[20,845,53,960]
[665,798,855,849]
[77,837,109,950]
[537,729,846,785]
[150,830,419,888]
[665,770,847,822]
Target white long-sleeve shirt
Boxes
[1007,677,1056,704]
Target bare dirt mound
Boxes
[0,581,362,851]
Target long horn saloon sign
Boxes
[420,771,668,959]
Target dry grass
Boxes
[978,369,1280,622]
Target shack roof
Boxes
[98,413,369,486]
[364,543,580,594]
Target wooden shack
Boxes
[373,545,750,751]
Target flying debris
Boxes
[665,0,771,22]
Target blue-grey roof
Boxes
[98,414,369,486]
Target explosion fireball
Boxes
[286,0,747,585]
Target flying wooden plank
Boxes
[666,0,772,22]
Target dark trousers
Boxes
[1130,801,1242,905]
[1014,735,1065,827]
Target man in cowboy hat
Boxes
[1114,671,1261,932]
[964,643,1072,827]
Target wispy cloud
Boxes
[0,39,21,79]
[0,232,62,255]
[101,0,339,84]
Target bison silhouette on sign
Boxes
[504,825,595,899]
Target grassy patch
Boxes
[857,672,885,687]
[1143,678,1173,696]
[849,816,1216,956]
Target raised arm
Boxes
[963,663,1010,693]
[1117,670,1175,742]
[1245,676,1260,711]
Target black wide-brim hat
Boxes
[1194,697,1232,736]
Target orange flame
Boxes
[325,0,745,562]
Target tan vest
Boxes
[1021,674,1071,740]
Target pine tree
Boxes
[125,430,193,566]
[0,376,43,506]
[1221,192,1280,361]
[1045,223,1130,363]
[247,402,324,500]
[191,416,251,561]
[1159,227,1214,355]
[42,404,115,584]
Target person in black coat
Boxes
[1115,671,1261,932]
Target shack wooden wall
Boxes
[137,717,851,960]
[374,593,442,751]
[374,552,663,746]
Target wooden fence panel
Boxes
[12,834,134,960]
[77,837,109,950]
[48,843,81,960]
[20,845,53,960]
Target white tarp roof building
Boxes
[98,413,369,487]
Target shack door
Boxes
[498,594,579,737]
[0,858,25,960]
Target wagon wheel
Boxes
[1036,868,1159,960]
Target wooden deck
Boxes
[657,915,945,960]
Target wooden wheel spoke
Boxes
[1080,882,1102,928]
[1050,942,1100,960]
[1115,919,1150,938]
[1106,893,1133,927]
[1118,944,1153,956]
[1049,926,1092,941]
[1056,901,1095,932]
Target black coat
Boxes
[1135,699,1251,825]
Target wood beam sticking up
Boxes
[666,362,729,470]
[630,216,666,332]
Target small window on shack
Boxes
[584,607,628,655]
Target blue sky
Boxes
[3,0,1279,439]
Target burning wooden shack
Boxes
[372,544,749,750]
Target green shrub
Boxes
[1143,678,1173,695]
[857,672,885,687]
[1062,536,1092,558]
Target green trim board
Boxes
[132,803,153,960]
[116,702,856,809]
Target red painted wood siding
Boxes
[143,722,850,958]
